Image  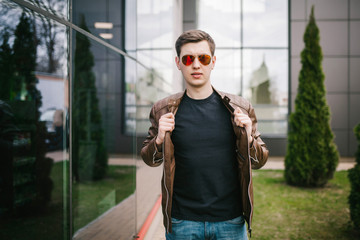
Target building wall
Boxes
[291,0,360,156]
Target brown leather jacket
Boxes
[141,88,269,236]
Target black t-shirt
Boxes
[171,91,242,222]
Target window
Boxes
[198,0,289,135]
[125,0,182,135]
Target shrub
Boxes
[284,6,339,187]
[72,15,108,181]
[348,123,360,229]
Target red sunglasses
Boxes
[181,54,212,66]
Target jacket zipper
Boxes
[247,138,253,237]
[162,140,170,233]
[225,95,253,237]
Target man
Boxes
[141,30,268,240]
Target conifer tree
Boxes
[13,12,42,117]
[0,30,14,100]
[72,15,108,181]
[284,6,339,187]
[12,12,53,205]
[348,123,360,229]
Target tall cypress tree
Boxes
[285,6,339,187]
[13,12,42,117]
[11,12,53,206]
[13,13,37,88]
[0,30,14,100]
[72,15,108,181]
[348,123,360,229]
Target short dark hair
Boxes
[175,29,216,57]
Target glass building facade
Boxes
[0,0,358,239]
[0,0,139,239]
[197,0,289,136]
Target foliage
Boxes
[285,6,339,187]
[72,15,108,181]
[0,0,66,74]
[348,123,360,229]
[0,12,53,211]
[12,12,53,206]
[12,12,42,116]
[0,30,14,100]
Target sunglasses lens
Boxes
[182,55,195,66]
[198,55,211,65]
[181,55,211,66]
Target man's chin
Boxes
[186,79,209,88]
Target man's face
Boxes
[175,40,216,89]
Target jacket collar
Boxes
[166,86,235,114]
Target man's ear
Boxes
[211,55,216,70]
[175,56,181,70]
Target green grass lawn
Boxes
[252,170,360,240]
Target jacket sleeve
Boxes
[248,103,269,169]
[140,105,164,167]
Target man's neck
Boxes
[186,84,213,100]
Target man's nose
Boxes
[192,57,201,68]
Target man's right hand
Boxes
[156,113,175,145]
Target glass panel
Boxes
[22,0,69,20]
[125,0,137,51]
[197,0,289,135]
[243,49,288,134]
[126,0,179,135]
[137,0,173,49]
[70,17,136,240]
[211,49,241,95]
[134,50,175,135]
[243,0,288,47]
[124,53,137,135]
[72,0,124,50]
[0,2,70,240]
[198,0,241,48]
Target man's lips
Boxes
[191,72,202,78]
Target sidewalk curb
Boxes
[136,195,162,240]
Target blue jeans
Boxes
[165,216,248,240]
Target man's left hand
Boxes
[234,107,253,144]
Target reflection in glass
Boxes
[134,50,174,134]
[131,0,181,135]
[129,0,180,135]
[243,49,288,134]
[211,49,241,95]
[198,0,241,47]
[197,0,288,135]
[137,0,173,49]
[71,14,136,240]
[73,0,124,50]
[2,0,138,239]
[72,15,108,183]
[0,4,69,239]
[243,50,288,105]
[23,0,68,20]
[243,0,288,47]
[125,55,136,135]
